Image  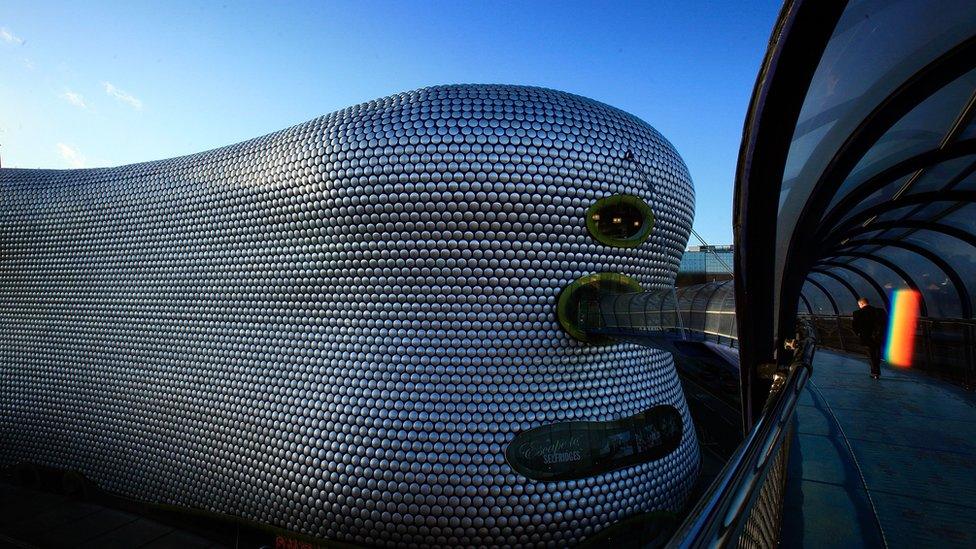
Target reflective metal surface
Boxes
[0,84,697,547]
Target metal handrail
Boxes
[799,313,976,387]
[666,320,817,548]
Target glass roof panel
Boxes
[807,271,859,312]
[904,201,962,222]
[959,115,976,140]
[844,244,882,255]
[872,226,915,243]
[778,0,976,230]
[841,229,887,243]
[841,174,912,223]
[820,264,888,306]
[827,67,976,213]
[826,200,967,258]
[908,154,976,194]
[846,257,912,295]
[902,229,976,313]
[873,204,933,223]
[772,0,976,319]
[869,202,965,241]
[800,281,835,315]
[940,203,976,233]
[691,283,715,311]
[873,246,962,317]
[955,167,976,190]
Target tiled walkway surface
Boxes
[783,350,976,548]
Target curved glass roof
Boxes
[781,0,976,324]
[734,0,976,422]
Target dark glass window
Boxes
[586,194,654,247]
[556,272,643,344]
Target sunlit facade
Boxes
[0,84,698,547]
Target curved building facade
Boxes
[0,84,697,546]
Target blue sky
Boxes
[0,0,781,245]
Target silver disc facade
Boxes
[0,84,698,547]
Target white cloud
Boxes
[57,143,86,168]
[62,90,87,109]
[102,81,142,110]
[0,27,24,45]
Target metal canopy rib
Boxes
[816,260,891,310]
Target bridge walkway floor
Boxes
[782,349,976,548]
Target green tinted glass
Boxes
[586,194,655,247]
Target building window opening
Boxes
[587,194,654,247]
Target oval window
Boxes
[586,194,654,248]
[556,272,643,344]
[505,404,683,481]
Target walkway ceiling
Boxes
[734,0,976,425]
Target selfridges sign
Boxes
[505,405,684,481]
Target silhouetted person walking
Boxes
[852,297,887,379]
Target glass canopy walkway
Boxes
[676,0,976,546]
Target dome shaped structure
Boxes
[0,84,697,546]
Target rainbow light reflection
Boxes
[885,289,921,367]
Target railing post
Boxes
[837,315,846,352]
[967,322,975,389]
[923,320,933,373]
